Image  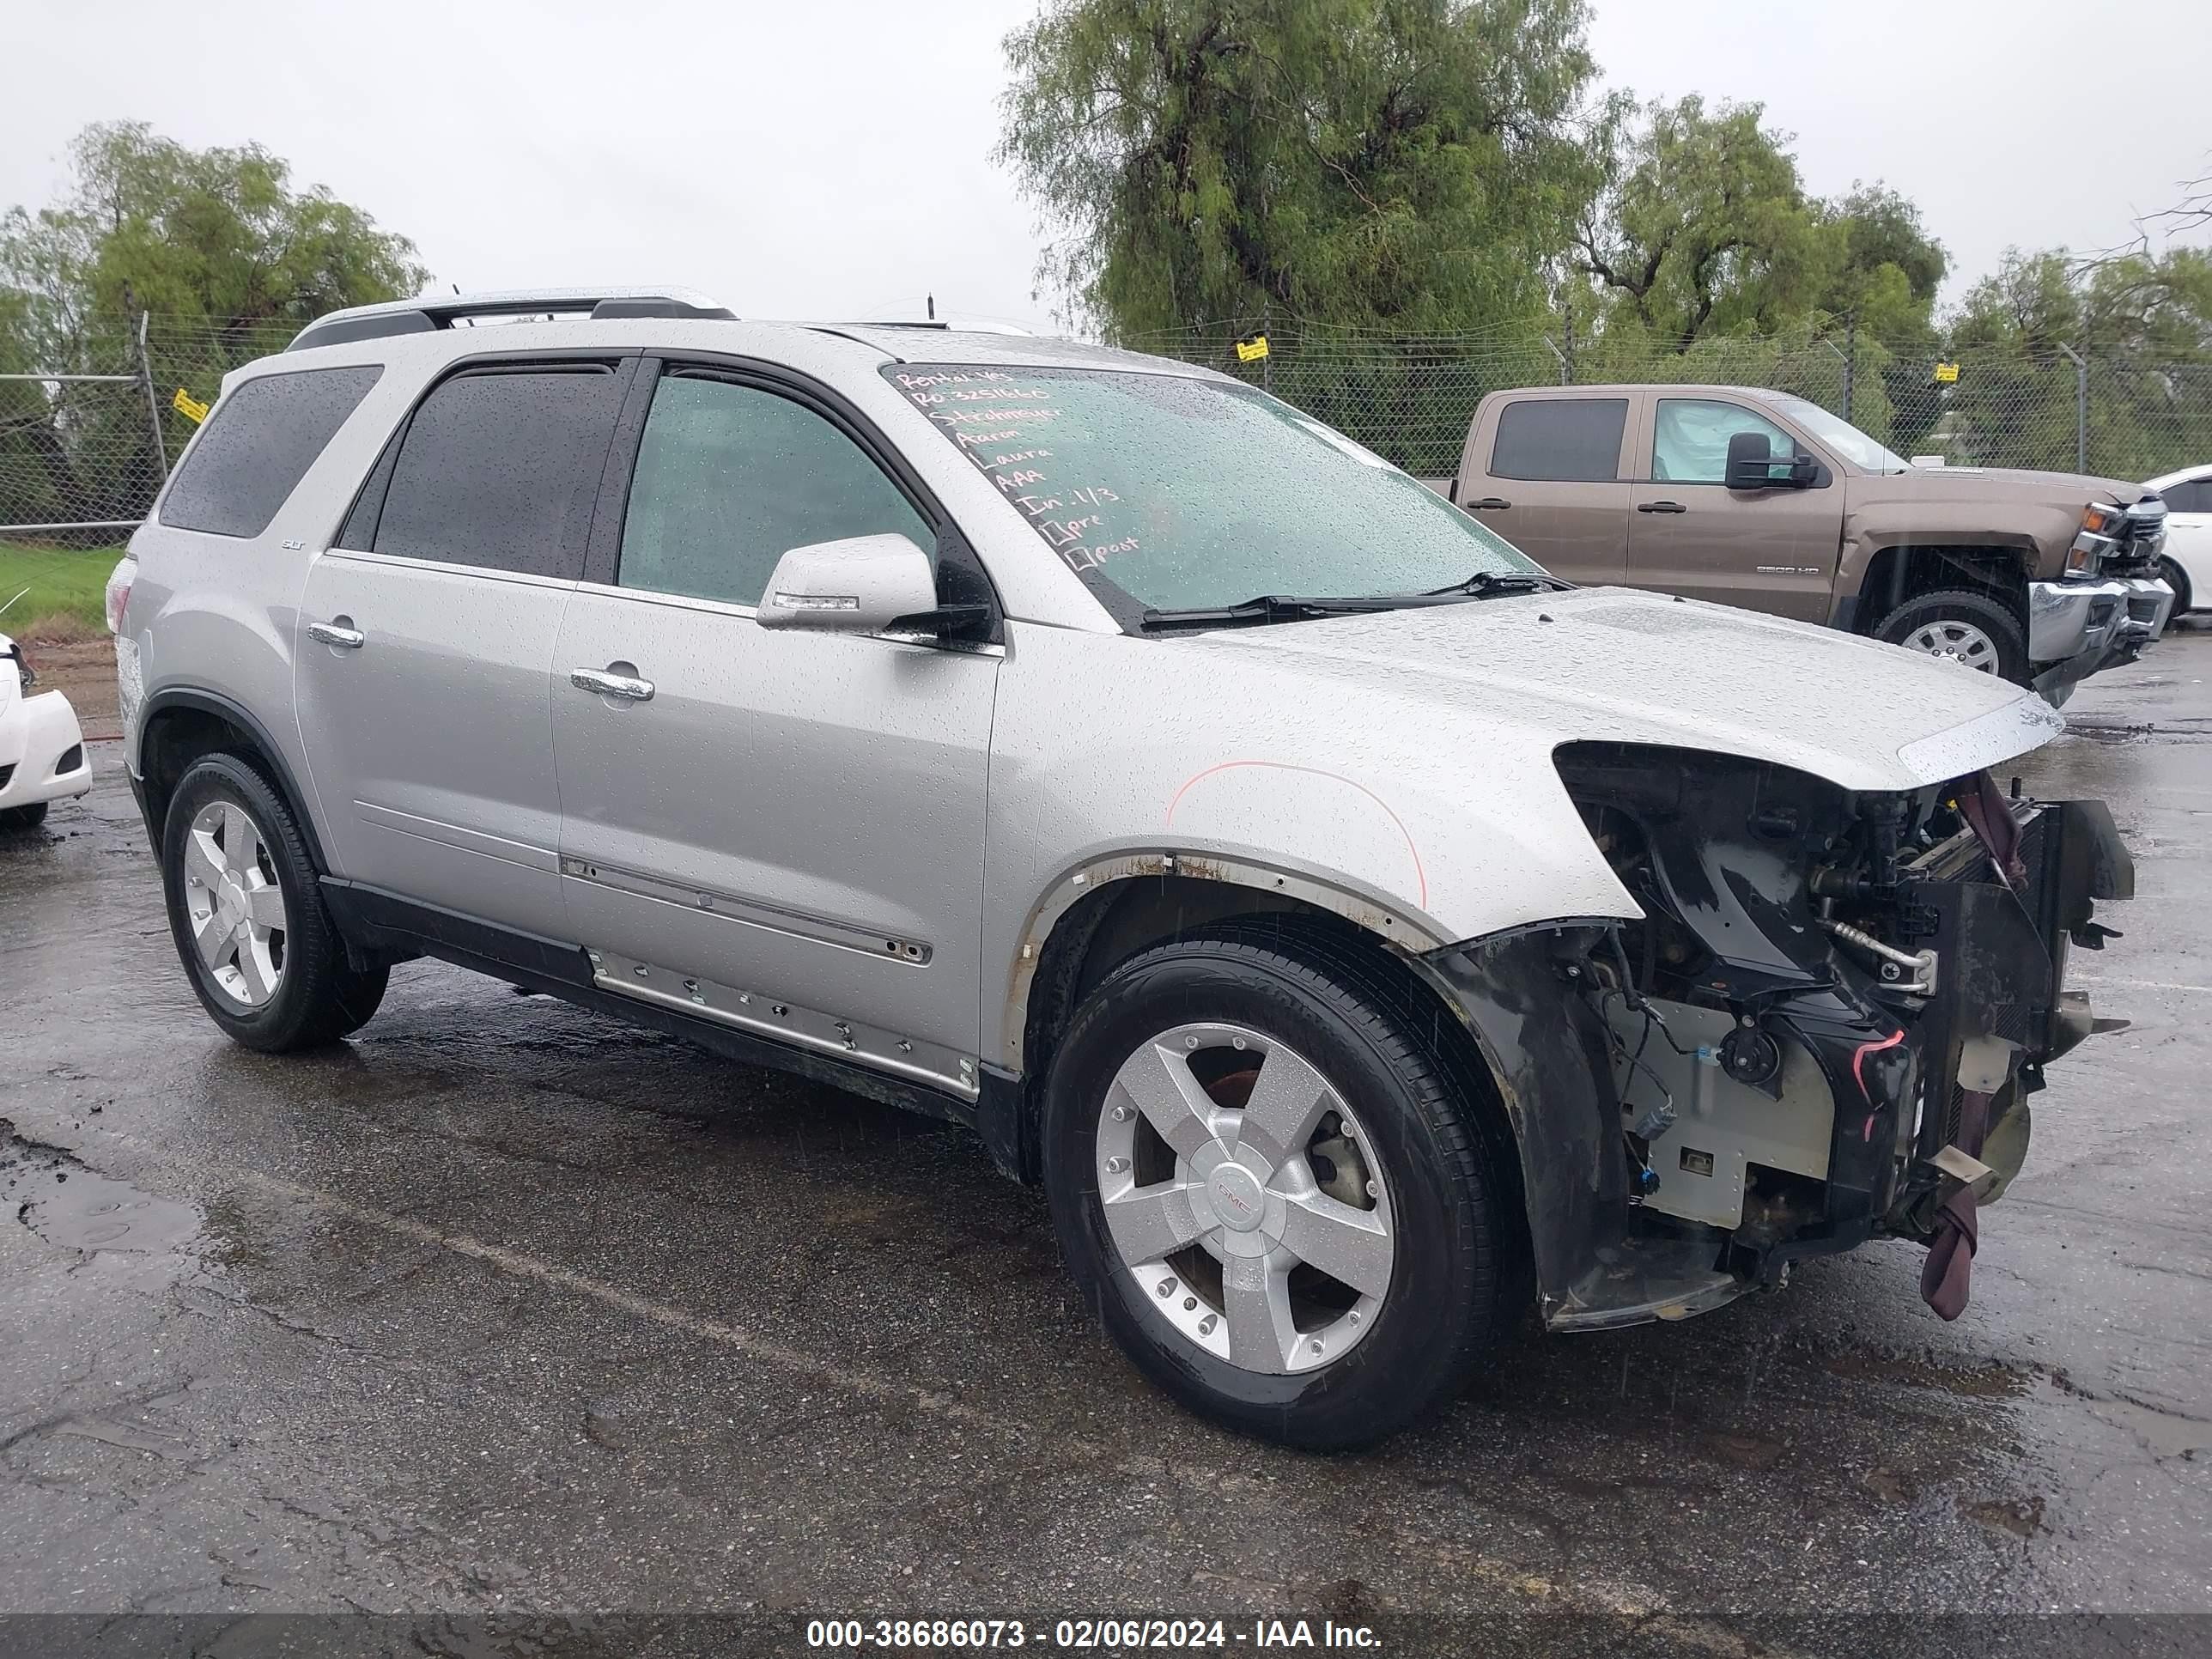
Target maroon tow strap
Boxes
[1920,1087,1995,1320]
[1924,773,2027,1320]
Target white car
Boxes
[0,630,94,831]
[2147,464,2212,617]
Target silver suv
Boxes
[112,289,2133,1448]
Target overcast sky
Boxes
[3,0,2206,335]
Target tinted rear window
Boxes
[371,367,622,578]
[158,366,382,538]
[1489,398,1627,482]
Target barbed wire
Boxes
[5,313,2209,541]
[1125,324,2212,481]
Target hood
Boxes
[1195,586,2063,794]
[1853,465,2145,508]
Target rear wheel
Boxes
[1041,928,1510,1449]
[1874,588,2030,684]
[0,802,49,832]
[161,754,387,1051]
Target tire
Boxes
[160,753,387,1051]
[1041,927,1510,1450]
[2160,557,2192,624]
[1874,588,2030,684]
[0,802,49,832]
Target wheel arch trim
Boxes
[134,686,331,874]
[997,848,1452,1075]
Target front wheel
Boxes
[160,754,388,1051]
[1041,929,1511,1449]
[1874,588,2030,684]
[0,802,49,832]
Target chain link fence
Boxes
[1,313,299,547]
[7,312,2209,550]
[1121,321,2212,486]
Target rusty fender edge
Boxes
[1409,923,1749,1333]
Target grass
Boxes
[0,540,122,641]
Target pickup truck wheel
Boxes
[1041,931,1508,1449]
[160,754,389,1052]
[1875,590,2029,684]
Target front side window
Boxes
[372,366,623,577]
[1767,395,1909,474]
[160,365,381,538]
[617,374,931,607]
[1651,398,1803,485]
[887,365,1540,619]
[1490,398,1627,482]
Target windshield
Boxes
[1770,395,1911,474]
[884,365,1543,622]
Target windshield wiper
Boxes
[1420,569,1574,599]
[1139,594,1407,631]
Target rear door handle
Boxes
[307,620,365,648]
[569,666,655,702]
[1466,497,1513,511]
[1637,500,1688,514]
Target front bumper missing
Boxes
[2030,575,2172,703]
[1412,924,1756,1331]
[1416,770,2132,1335]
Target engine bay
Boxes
[1544,740,2131,1311]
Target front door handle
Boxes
[1466,497,1513,511]
[570,666,655,702]
[307,620,365,648]
[1637,500,1688,514]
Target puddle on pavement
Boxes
[2065,717,2212,747]
[3,1120,202,1255]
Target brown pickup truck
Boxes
[1449,385,2174,702]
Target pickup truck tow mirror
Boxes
[1725,431,1819,491]
[757,532,939,633]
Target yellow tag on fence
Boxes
[172,387,210,423]
[1236,334,1270,363]
[1933,362,1960,385]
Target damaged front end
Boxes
[1416,744,2133,1333]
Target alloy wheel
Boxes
[1901,618,2001,672]
[181,800,288,1007]
[1096,1022,1395,1375]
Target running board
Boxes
[586,950,979,1101]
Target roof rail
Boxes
[286,287,735,353]
[811,319,1036,337]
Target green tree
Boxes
[1819,183,1945,341]
[1938,246,2212,476]
[1571,95,1820,345]
[998,0,1604,339]
[2,120,427,352]
[0,122,427,528]
[1571,97,1945,350]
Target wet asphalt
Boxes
[1,637,2208,1655]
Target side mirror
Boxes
[1724,431,1776,489]
[1725,431,1818,490]
[756,532,938,633]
